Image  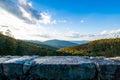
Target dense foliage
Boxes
[58,38,120,57]
[0,33,17,55]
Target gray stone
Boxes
[91,57,120,80]
[2,56,38,79]
[30,56,96,80]
[23,56,38,73]
[0,57,13,74]
[0,56,119,80]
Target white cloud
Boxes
[0,0,62,41]
[49,20,67,24]
[0,0,68,25]
[100,29,120,35]
[66,32,81,38]
[28,2,32,7]
[31,7,68,25]
[39,12,51,24]
[0,7,52,41]
[19,6,34,21]
[0,6,66,41]
[65,31,96,39]
[38,12,62,25]
[64,32,92,40]
[64,29,120,41]
[0,0,42,24]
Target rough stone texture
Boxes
[30,56,96,80]
[90,57,120,80]
[0,56,119,80]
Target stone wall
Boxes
[0,56,120,80]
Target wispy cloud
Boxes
[39,12,51,24]
[48,19,67,24]
[100,29,120,35]
[32,34,51,38]
[65,32,84,38]
[0,0,69,39]
[65,29,120,40]
[0,0,59,41]
[0,0,49,24]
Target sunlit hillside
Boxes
[58,38,120,57]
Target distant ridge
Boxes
[43,39,78,48]
[26,40,58,50]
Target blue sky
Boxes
[0,0,120,41]
[33,0,120,14]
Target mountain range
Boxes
[43,39,78,48]
[0,32,120,57]
[28,39,89,49]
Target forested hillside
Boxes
[1,33,120,57]
[58,38,120,57]
[0,33,64,56]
